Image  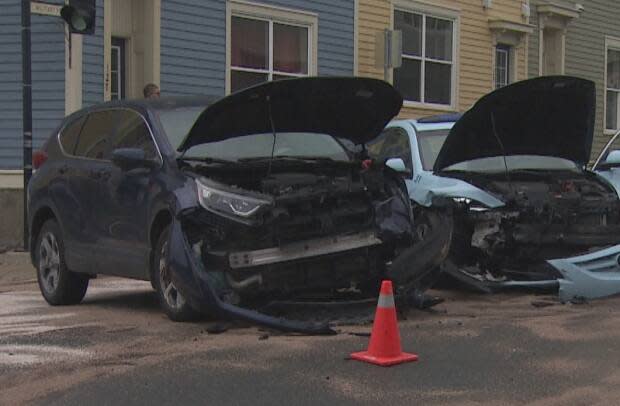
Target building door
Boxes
[111,37,126,100]
[542,28,563,75]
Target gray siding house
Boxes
[0,0,356,247]
[527,0,620,158]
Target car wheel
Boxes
[35,219,89,305]
[153,227,199,321]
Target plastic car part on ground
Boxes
[548,244,620,302]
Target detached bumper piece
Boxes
[548,244,620,302]
[166,219,336,335]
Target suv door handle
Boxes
[58,164,68,175]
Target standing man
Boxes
[143,83,160,99]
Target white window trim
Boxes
[495,46,509,89]
[226,0,318,95]
[494,44,516,89]
[391,0,460,111]
[110,43,122,100]
[605,36,620,135]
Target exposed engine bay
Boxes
[176,159,424,308]
[441,170,620,282]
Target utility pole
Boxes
[21,0,32,250]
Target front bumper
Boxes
[166,218,338,335]
[548,244,620,302]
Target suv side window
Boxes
[59,115,87,155]
[368,127,414,171]
[111,110,158,160]
[74,111,118,160]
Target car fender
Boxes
[406,172,505,208]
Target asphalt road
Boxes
[2,251,620,405]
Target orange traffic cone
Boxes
[350,280,418,366]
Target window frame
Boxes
[494,44,512,89]
[110,37,127,101]
[605,36,620,134]
[226,0,318,95]
[391,1,459,111]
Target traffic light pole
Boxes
[21,0,32,250]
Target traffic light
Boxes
[60,0,96,35]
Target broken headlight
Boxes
[196,179,271,218]
[451,197,489,212]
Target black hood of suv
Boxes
[178,77,403,152]
[434,76,596,171]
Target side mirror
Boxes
[111,148,157,171]
[385,158,410,176]
[605,150,620,166]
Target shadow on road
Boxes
[81,291,160,312]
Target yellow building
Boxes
[356,0,534,117]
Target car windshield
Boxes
[157,106,205,149]
[156,106,349,162]
[442,155,580,173]
[417,129,450,171]
[183,133,350,162]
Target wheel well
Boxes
[30,207,56,260]
[149,210,172,279]
[150,210,172,249]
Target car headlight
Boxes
[196,179,272,218]
[451,197,489,212]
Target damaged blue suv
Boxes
[27,78,444,334]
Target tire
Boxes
[152,226,199,321]
[35,219,89,305]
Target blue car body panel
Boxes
[387,120,505,208]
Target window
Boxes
[607,41,620,131]
[74,111,117,160]
[417,129,449,170]
[59,116,87,155]
[393,9,455,106]
[110,37,126,100]
[157,106,206,149]
[495,45,511,89]
[228,2,316,93]
[112,110,158,160]
[367,128,413,171]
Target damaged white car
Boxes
[374,76,620,301]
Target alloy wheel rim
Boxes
[159,241,186,310]
[39,232,60,294]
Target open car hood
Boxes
[434,76,596,171]
[177,77,403,152]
